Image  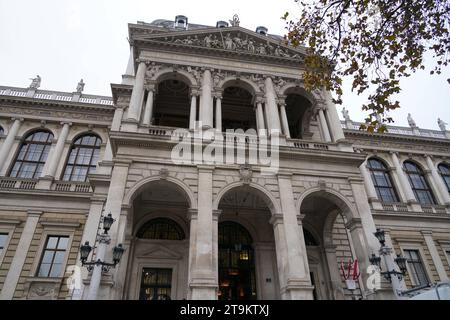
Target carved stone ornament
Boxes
[148,31,303,60]
[159,168,169,180]
[239,165,253,184]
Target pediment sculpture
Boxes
[144,30,304,60]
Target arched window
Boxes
[137,218,185,240]
[404,161,436,205]
[9,130,54,179]
[62,134,101,182]
[367,158,399,203]
[438,163,450,193]
[0,126,4,135]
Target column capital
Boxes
[60,121,73,127]
[144,84,156,92]
[212,209,222,221]
[187,208,198,221]
[197,165,215,173]
[27,210,43,218]
[421,230,433,236]
[344,217,363,231]
[213,92,223,99]
[11,117,24,123]
[269,213,283,226]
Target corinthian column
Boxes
[44,122,71,178]
[214,93,222,132]
[264,77,281,134]
[318,108,332,142]
[127,60,147,122]
[189,90,199,130]
[255,97,266,136]
[390,152,421,211]
[0,118,23,175]
[199,69,213,129]
[278,99,290,138]
[142,85,155,126]
[323,90,345,142]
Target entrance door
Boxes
[218,222,257,300]
[139,268,172,300]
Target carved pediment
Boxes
[133,27,305,61]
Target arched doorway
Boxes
[216,185,280,300]
[153,78,191,128]
[300,190,362,300]
[124,179,191,300]
[218,221,257,300]
[285,93,312,139]
[221,82,256,132]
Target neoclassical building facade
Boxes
[0,17,449,300]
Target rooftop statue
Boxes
[342,107,350,121]
[76,79,85,93]
[29,75,41,89]
[229,14,240,27]
[438,118,447,131]
[407,113,417,128]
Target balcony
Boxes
[0,177,92,194]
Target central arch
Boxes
[216,183,281,300]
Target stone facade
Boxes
[0,17,449,300]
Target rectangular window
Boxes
[139,268,172,300]
[404,249,429,287]
[37,236,69,278]
[0,233,9,256]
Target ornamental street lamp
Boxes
[79,212,125,300]
[369,229,408,299]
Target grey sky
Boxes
[0,0,448,130]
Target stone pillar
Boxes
[318,108,332,142]
[269,214,288,298]
[255,97,266,136]
[279,100,291,138]
[189,166,217,299]
[347,178,380,253]
[189,91,198,130]
[360,160,383,210]
[142,86,155,127]
[390,152,421,211]
[422,231,448,281]
[44,122,71,179]
[425,155,450,206]
[323,244,345,300]
[199,70,213,129]
[187,208,198,298]
[111,106,124,131]
[277,173,314,299]
[0,210,42,300]
[215,94,222,132]
[75,198,105,299]
[264,77,281,134]
[126,61,147,122]
[0,118,23,174]
[323,91,346,142]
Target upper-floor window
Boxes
[62,134,101,182]
[438,163,450,193]
[0,233,9,256]
[37,236,69,278]
[137,218,185,240]
[403,161,436,205]
[0,126,4,135]
[367,158,399,203]
[9,130,54,179]
[404,249,429,287]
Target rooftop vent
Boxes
[256,26,268,36]
[216,21,229,28]
[174,15,188,29]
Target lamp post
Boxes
[369,229,408,299]
[79,213,125,300]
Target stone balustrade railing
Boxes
[0,177,92,193]
[342,121,448,139]
[0,86,114,106]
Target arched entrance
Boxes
[300,190,362,300]
[218,221,256,300]
[216,184,280,300]
[123,179,191,300]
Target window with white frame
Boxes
[0,233,9,256]
[404,249,429,287]
[36,236,69,278]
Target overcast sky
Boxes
[0,0,448,130]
